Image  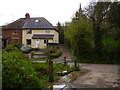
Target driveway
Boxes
[67,63,119,88]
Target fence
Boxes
[48,57,77,82]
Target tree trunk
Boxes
[93,23,103,58]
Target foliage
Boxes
[5,40,22,51]
[2,44,74,88]
[4,44,18,51]
[64,5,93,59]
[63,1,120,64]
[11,40,22,49]
[50,48,62,58]
[2,50,50,89]
[32,62,74,81]
[45,45,62,59]
[32,63,49,81]
[57,22,64,44]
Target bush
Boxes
[5,41,22,51]
[2,51,49,89]
[45,46,62,59]
[50,48,62,58]
[11,40,22,49]
[50,46,62,58]
[5,44,18,51]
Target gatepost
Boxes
[48,60,54,82]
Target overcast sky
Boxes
[0,0,97,26]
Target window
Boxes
[46,30,50,33]
[12,30,18,35]
[26,29,32,34]
[26,39,31,45]
[35,19,39,23]
[44,39,48,44]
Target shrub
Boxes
[2,51,49,89]
[5,41,22,51]
[11,40,22,49]
[5,44,18,52]
[50,48,62,58]
[45,46,62,59]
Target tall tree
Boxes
[65,3,93,59]
[85,1,111,57]
[107,1,120,34]
[107,1,120,58]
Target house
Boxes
[2,13,59,49]
[2,18,25,48]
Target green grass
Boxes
[32,62,74,81]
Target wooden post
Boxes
[48,60,54,82]
[74,57,77,68]
[31,53,33,58]
[64,57,67,65]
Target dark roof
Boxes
[22,18,57,30]
[3,17,58,32]
[3,18,26,30]
[32,34,54,39]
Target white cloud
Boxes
[0,0,90,26]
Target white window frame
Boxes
[12,30,18,35]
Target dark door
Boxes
[2,39,7,48]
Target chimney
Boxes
[25,13,30,18]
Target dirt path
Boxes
[53,45,71,61]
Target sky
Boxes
[0,0,106,26]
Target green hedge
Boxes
[2,50,49,89]
[50,49,62,58]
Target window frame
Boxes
[12,30,18,35]
[26,29,32,34]
[26,39,31,45]
[45,30,50,33]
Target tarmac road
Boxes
[67,63,119,88]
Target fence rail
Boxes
[53,59,72,64]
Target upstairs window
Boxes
[12,30,18,35]
[46,30,50,33]
[26,39,31,45]
[26,29,32,34]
